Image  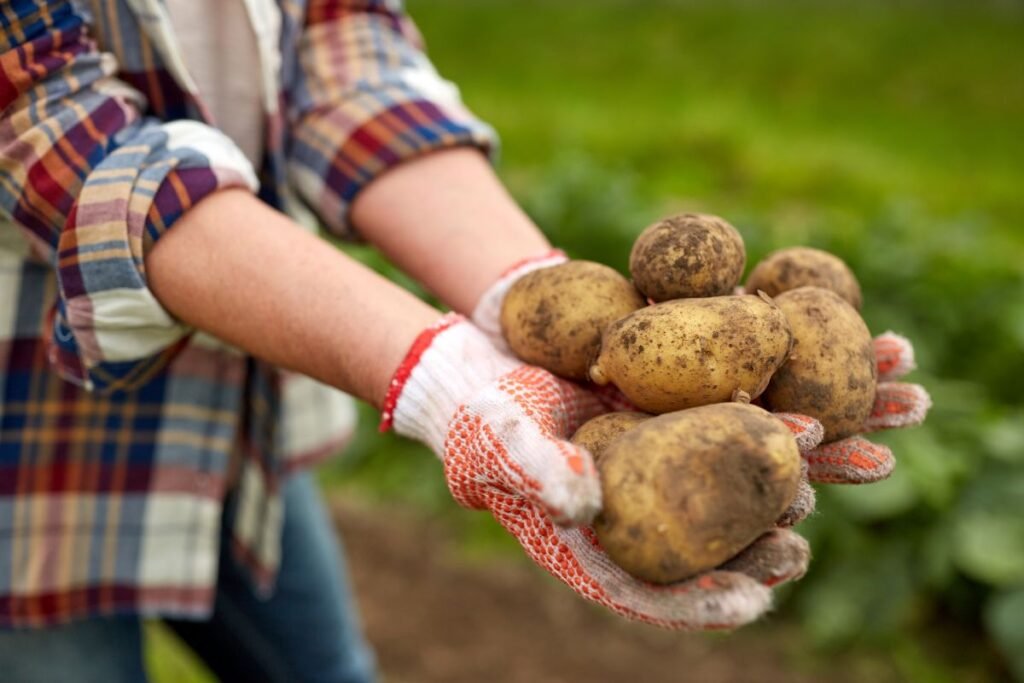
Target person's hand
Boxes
[382,313,819,629]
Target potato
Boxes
[594,403,801,583]
[501,261,646,379]
[629,213,746,301]
[570,412,651,465]
[745,246,862,310]
[590,294,792,413]
[762,287,876,441]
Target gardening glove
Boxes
[382,312,815,629]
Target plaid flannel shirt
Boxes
[0,0,495,628]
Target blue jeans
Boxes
[0,473,376,683]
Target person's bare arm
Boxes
[146,189,439,408]
[350,147,552,314]
[148,148,550,406]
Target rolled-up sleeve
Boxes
[0,1,258,392]
[285,0,498,238]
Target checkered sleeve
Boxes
[0,0,259,392]
[285,0,498,238]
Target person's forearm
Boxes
[350,147,552,314]
[146,189,439,408]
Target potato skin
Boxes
[762,287,876,442]
[745,247,862,310]
[630,213,746,301]
[500,261,646,379]
[590,294,792,413]
[594,403,801,583]
[570,412,651,465]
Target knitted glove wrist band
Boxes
[380,313,518,452]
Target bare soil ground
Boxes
[331,496,893,683]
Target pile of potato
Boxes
[500,213,876,583]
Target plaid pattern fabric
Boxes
[0,0,494,627]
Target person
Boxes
[0,1,931,681]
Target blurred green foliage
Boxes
[323,0,1024,679]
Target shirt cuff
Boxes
[287,77,498,239]
[52,121,259,392]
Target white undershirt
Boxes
[165,0,273,166]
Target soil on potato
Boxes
[330,496,890,683]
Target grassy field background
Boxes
[150,1,1024,680]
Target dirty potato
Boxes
[594,403,801,583]
[501,261,646,379]
[745,246,862,310]
[629,213,746,301]
[762,287,876,441]
[590,294,792,413]
[570,412,651,465]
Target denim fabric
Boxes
[0,473,376,683]
[0,617,147,683]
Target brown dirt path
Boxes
[331,496,893,683]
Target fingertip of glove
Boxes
[541,445,603,526]
[720,530,811,587]
[867,382,933,432]
[681,572,774,630]
[776,413,825,451]
[547,499,601,527]
[875,331,916,381]
[916,388,934,428]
